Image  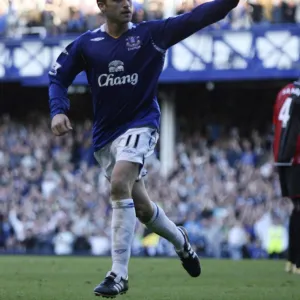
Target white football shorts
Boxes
[94,127,159,181]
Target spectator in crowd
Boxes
[228,219,248,260]
[281,0,297,23]
[53,223,75,255]
[272,0,283,23]
[66,8,86,33]
[265,213,288,258]
[0,213,13,251]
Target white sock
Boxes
[111,199,136,278]
[144,202,184,251]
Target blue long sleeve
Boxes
[146,0,239,50]
[48,34,86,119]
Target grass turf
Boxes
[0,256,299,300]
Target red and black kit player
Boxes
[273,81,300,274]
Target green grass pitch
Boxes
[0,256,299,300]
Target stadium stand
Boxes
[0,109,291,259]
[1,0,300,38]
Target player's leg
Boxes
[94,161,138,297]
[110,161,139,277]
[93,139,140,297]
[132,179,201,277]
[93,128,159,297]
[287,200,296,272]
[292,198,300,274]
[132,179,184,248]
[286,166,300,274]
[278,167,294,272]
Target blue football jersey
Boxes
[49,0,238,151]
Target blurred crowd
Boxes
[0,113,291,259]
[1,0,300,38]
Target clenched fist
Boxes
[51,114,73,136]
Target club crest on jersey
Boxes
[126,36,141,51]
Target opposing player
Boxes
[49,0,239,297]
[273,81,300,275]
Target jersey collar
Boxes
[100,22,134,32]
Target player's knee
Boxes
[111,175,131,199]
[135,202,153,223]
[111,181,130,199]
[111,162,139,199]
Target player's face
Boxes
[98,0,133,24]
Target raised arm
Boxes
[146,0,239,50]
